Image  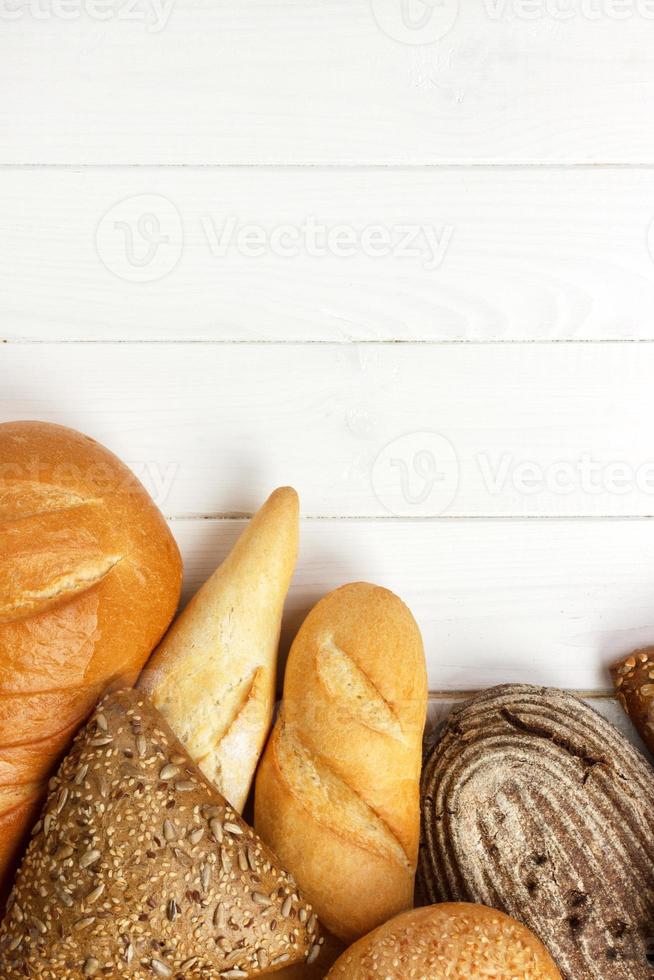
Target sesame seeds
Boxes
[328,905,560,979]
[0,689,319,979]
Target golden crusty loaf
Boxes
[254,582,428,944]
[0,421,182,893]
[0,689,321,979]
[140,487,298,812]
[326,903,562,979]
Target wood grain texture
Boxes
[3,168,654,342]
[3,342,654,518]
[4,0,652,714]
[3,1,654,164]
[169,516,654,691]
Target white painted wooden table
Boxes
[4,0,654,732]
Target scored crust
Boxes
[255,582,427,944]
[418,684,654,979]
[0,421,183,894]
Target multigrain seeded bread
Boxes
[326,903,562,979]
[140,488,299,814]
[0,421,182,894]
[611,647,654,757]
[418,684,654,980]
[255,583,428,944]
[0,690,321,979]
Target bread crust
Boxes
[140,487,299,812]
[255,582,427,943]
[326,903,562,979]
[419,684,654,979]
[0,421,182,892]
[0,689,320,978]
[610,647,654,756]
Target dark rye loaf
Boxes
[0,690,321,979]
[418,684,654,980]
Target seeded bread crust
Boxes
[0,690,321,979]
[418,684,654,980]
[326,903,562,979]
[611,648,654,757]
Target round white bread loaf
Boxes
[0,421,182,894]
[326,903,562,979]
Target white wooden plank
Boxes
[4,168,654,342]
[426,697,651,758]
[4,341,654,517]
[3,2,654,163]
[169,516,654,691]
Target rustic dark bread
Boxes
[0,421,182,892]
[326,903,561,979]
[611,648,654,756]
[0,690,321,979]
[418,684,654,979]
